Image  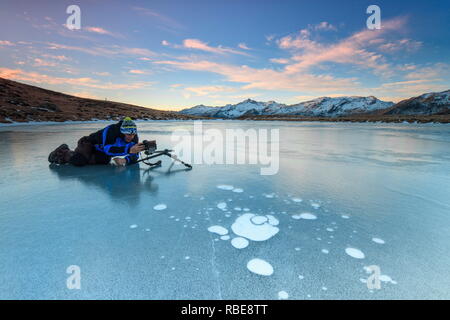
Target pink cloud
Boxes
[238,43,251,50]
[47,42,156,58]
[378,39,422,52]
[0,40,14,46]
[0,68,152,90]
[132,6,184,32]
[182,39,250,56]
[33,58,57,67]
[278,17,409,76]
[129,69,148,74]
[270,58,290,64]
[153,59,359,93]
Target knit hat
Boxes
[120,117,137,135]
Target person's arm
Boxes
[103,141,135,156]
[125,153,139,165]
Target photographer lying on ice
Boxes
[48,117,146,166]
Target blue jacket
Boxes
[87,120,139,165]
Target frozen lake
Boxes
[0,120,449,299]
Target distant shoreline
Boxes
[1,117,449,127]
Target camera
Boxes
[142,140,157,154]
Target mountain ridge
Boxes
[179,90,450,121]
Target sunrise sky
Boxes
[0,0,449,110]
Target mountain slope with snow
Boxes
[381,90,450,115]
[180,96,394,118]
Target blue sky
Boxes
[0,0,449,110]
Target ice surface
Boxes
[0,121,449,299]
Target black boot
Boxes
[48,144,72,164]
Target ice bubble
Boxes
[267,215,279,226]
[208,225,228,236]
[264,193,275,198]
[217,185,234,190]
[185,256,190,260]
[231,237,249,249]
[298,275,304,280]
[379,274,396,284]
[322,287,328,291]
[234,207,242,211]
[292,198,303,203]
[247,258,274,276]
[233,188,244,193]
[345,248,365,259]
[251,216,268,225]
[243,208,250,212]
[372,238,385,244]
[341,215,350,219]
[220,235,230,241]
[231,213,279,241]
[278,291,289,299]
[129,224,138,229]
[321,249,329,254]
[295,247,300,251]
[153,204,167,211]
[217,202,227,210]
[311,203,321,209]
[326,228,334,232]
[292,213,317,220]
[145,228,150,232]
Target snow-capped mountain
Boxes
[180,96,394,118]
[272,96,393,117]
[381,90,450,115]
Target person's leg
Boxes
[68,153,89,166]
[92,150,112,165]
[48,144,76,164]
[67,136,94,166]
